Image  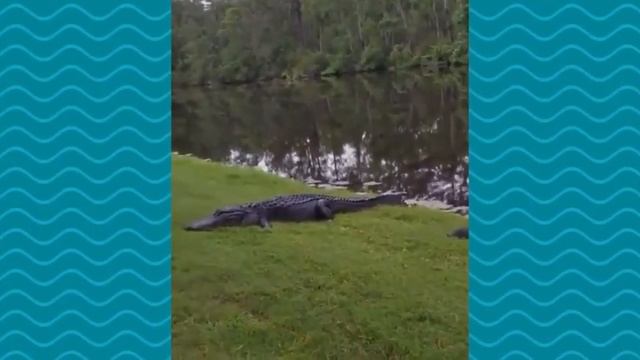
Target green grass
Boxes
[172,155,468,359]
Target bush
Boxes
[358,44,387,71]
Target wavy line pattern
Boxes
[469,1,640,358]
[0,1,170,358]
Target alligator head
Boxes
[183,206,255,231]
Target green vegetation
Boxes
[172,155,468,359]
[172,0,468,85]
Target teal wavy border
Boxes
[469,0,640,358]
[0,1,171,358]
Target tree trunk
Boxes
[355,0,365,49]
[341,11,356,52]
[290,0,304,46]
[443,0,455,41]
[433,0,441,39]
[395,0,409,31]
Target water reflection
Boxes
[172,71,468,206]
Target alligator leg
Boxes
[315,199,334,220]
[240,209,271,229]
[251,209,271,229]
[258,215,271,229]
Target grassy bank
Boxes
[172,155,468,359]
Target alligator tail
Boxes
[372,193,406,205]
[330,193,406,213]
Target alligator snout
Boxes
[183,214,220,231]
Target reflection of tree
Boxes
[172,70,469,204]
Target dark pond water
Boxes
[172,70,468,207]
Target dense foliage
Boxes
[173,0,468,85]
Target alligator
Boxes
[184,193,406,231]
[447,226,468,239]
